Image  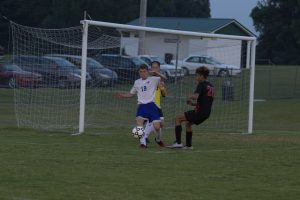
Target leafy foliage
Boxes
[251,0,300,64]
[0,0,210,51]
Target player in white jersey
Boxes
[113,64,166,148]
[144,61,166,146]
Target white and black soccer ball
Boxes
[132,126,145,139]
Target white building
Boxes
[121,17,255,68]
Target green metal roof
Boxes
[127,17,254,37]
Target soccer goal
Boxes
[10,20,256,134]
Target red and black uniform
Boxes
[184,80,214,125]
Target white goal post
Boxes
[79,20,257,134]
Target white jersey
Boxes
[130,76,160,104]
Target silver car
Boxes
[174,55,241,76]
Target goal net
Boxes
[10,20,256,134]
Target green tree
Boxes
[251,0,300,64]
[147,0,210,17]
[0,0,211,51]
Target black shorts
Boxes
[184,110,210,125]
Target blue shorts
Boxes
[136,102,160,123]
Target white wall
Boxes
[206,39,242,67]
[121,33,242,67]
[121,32,190,60]
[121,37,139,56]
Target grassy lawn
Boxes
[0,128,299,200]
[0,88,299,199]
[255,65,300,99]
[254,98,300,132]
[0,64,300,199]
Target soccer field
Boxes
[0,67,300,199]
[0,128,299,199]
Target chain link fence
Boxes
[255,65,300,100]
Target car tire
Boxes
[182,67,189,76]
[8,77,17,88]
[58,79,68,89]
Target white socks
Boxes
[143,121,162,142]
[144,122,153,139]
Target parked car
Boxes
[173,55,241,76]
[0,63,42,88]
[138,55,185,81]
[93,54,149,82]
[47,54,118,87]
[12,55,91,88]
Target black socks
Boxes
[175,126,193,146]
[175,125,182,144]
[186,131,193,147]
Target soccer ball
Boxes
[132,126,145,139]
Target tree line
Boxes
[251,0,300,64]
[0,0,210,50]
[1,0,300,64]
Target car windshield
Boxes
[87,58,105,69]
[46,57,77,70]
[132,57,148,66]
[3,63,23,72]
[150,56,165,64]
[206,57,222,65]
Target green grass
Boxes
[0,64,300,199]
[0,128,299,200]
[255,65,300,99]
[254,98,300,131]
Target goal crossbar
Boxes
[81,20,256,41]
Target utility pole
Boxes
[138,0,147,55]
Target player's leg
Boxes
[182,114,209,149]
[166,113,186,148]
[135,117,147,147]
[174,113,187,147]
[155,108,164,142]
[144,120,153,142]
[167,111,194,148]
[153,120,165,147]
[145,102,165,147]
[136,117,145,126]
[183,121,194,149]
[135,105,148,148]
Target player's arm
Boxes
[113,84,137,98]
[113,92,135,98]
[186,94,199,106]
[186,83,203,106]
[187,94,199,101]
[159,82,166,97]
[150,71,167,81]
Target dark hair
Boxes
[196,66,209,79]
[139,64,149,70]
[151,61,160,67]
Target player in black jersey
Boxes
[167,66,214,149]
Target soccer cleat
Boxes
[139,144,147,149]
[155,138,165,147]
[182,146,194,150]
[166,142,183,149]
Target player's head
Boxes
[151,61,160,73]
[196,66,209,81]
[139,64,149,80]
